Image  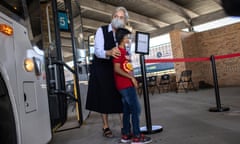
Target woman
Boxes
[86,6,129,138]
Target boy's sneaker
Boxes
[121,134,132,143]
[131,134,152,144]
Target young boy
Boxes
[113,28,152,144]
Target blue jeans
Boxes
[119,87,141,136]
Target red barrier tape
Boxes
[215,53,240,59]
[145,53,240,63]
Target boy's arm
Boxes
[114,63,138,88]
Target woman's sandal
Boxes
[102,128,113,138]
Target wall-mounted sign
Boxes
[135,31,150,55]
[58,11,69,31]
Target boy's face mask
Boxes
[125,34,132,52]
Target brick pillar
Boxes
[169,30,186,81]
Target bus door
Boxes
[45,0,84,131]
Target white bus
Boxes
[0,0,52,144]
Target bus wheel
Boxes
[0,74,17,144]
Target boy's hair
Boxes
[115,28,131,44]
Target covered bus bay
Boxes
[50,20,240,144]
[36,0,240,143]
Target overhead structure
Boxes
[53,0,226,61]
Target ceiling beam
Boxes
[61,37,72,47]
[191,10,227,26]
[150,21,187,37]
[61,31,93,40]
[143,0,192,19]
[62,46,73,53]
[141,0,199,30]
[74,17,107,31]
[64,55,74,62]
[149,9,227,37]
[182,7,199,18]
[212,0,222,5]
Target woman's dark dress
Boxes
[86,25,122,114]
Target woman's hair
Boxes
[116,28,131,44]
[112,6,129,21]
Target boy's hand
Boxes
[131,77,139,88]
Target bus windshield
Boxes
[0,0,25,19]
[0,0,43,49]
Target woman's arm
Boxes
[94,27,107,59]
[94,26,121,59]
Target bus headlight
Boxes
[24,58,34,72]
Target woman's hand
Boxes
[106,47,121,58]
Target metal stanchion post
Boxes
[209,55,230,112]
[139,54,163,134]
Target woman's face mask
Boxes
[111,18,125,29]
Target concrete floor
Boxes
[50,87,240,144]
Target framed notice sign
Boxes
[135,31,150,55]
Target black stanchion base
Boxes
[209,107,230,112]
[140,125,163,134]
